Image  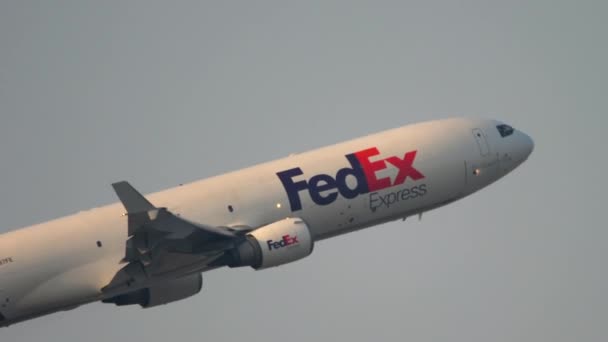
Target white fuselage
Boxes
[0,118,533,326]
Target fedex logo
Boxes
[267,235,299,250]
[276,147,424,211]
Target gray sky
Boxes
[0,1,606,341]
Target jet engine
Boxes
[103,273,203,308]
[228,217,314,269]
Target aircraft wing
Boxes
[103,181,241,294]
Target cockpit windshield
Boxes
[497,124,514,137]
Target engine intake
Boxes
[229,217,314,269]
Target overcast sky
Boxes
[0,1,606,341]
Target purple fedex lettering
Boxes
[267,235,299,251]
[276,147,424,211]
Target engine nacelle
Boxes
[229,217,314,269]
[103,273,203,308]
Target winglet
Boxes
[112,181,156,214]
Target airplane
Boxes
[0,118,533,327]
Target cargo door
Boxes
[466,128,498,188]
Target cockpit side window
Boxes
[497,124,514,137]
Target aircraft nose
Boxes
[514,130,534,162]
[494,122,534,175]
